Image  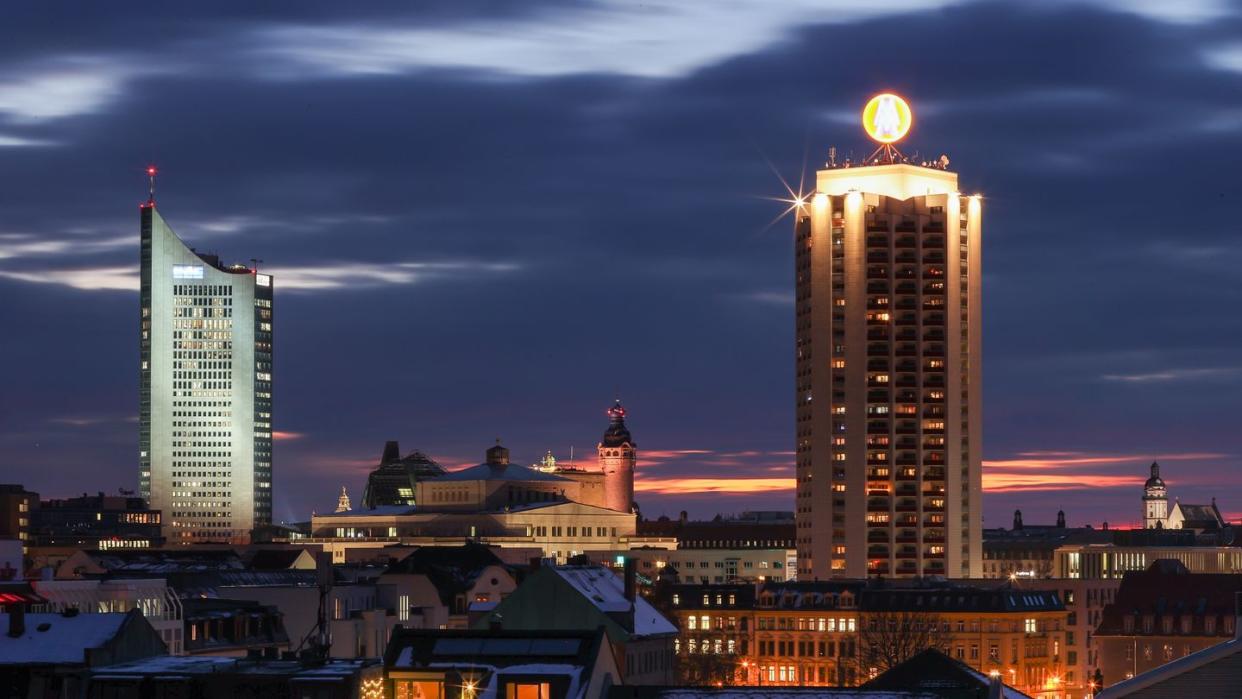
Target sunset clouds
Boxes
[2,2,1241,524]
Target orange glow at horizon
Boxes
[630,450,1230,496]
[636,477,795,495]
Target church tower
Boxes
[599,400,636,513]
[1143,461,1168,528]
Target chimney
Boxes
[7,603,25,638]
[529,556,542,571]
[1234,592,1242,640]
[986,670,1003,699]
[623,558,637,603]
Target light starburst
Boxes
[755,146,814,235]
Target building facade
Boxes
[0,484,37,554]
[795,99,983,579]
[139,203,273,543]
[32,492,163,549]
[1094,561,1242,686]
[664,579,1066,697]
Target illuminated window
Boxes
[396,681,444,699]
[505,683,550,699]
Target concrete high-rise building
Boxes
[794,94,982,579]
[599,400,636,513]
[139,194,273,544]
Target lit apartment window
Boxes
[399,594,410,621]
[505,683,551,699]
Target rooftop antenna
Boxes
[250,258,263,273]
[827,146,837,168]
[146,165,158,203]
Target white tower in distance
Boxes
[599,400,636,513]
[1143,462,1168,528]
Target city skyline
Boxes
[2,2,1242,530]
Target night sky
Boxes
[2,1,1241,529]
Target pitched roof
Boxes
[1096,635,1242,698]
[859,585,1062,614]
[245,548,313,571]
[861,649,1032,699]
[1173,501,1225,528]
[552,566,677,637]
[384,628,610,699]
[382,543,508,606]
[0,612,132,665]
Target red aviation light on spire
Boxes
[143,164,159,207]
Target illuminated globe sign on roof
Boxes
[862,93,912,144]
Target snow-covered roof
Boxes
[628,691,937,699]
[93,655,377,678]
[0,613,129,665]
[552,566,678,637]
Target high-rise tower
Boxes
[599,400,636,513]
[794,94,982,579]
[139,192,274,544]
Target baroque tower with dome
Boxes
[1143,461,1168,529]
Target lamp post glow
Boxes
[862,93,912,144]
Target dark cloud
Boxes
[1,1,1240,525]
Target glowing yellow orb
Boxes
[862,93,912,144]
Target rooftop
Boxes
[552,565,677,637]
[0,612,131,665]
[434,461,571,483]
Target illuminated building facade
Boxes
[665,580,1067,696]
[795,95,983,579]
[139,200,273,543]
